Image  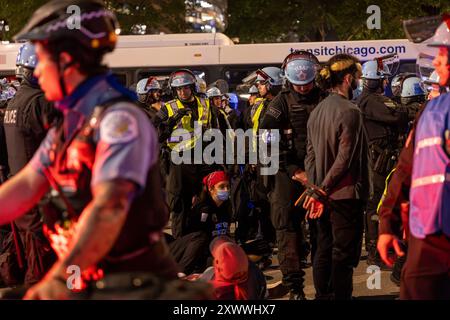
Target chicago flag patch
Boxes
[100,110,139,144]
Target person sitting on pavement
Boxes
[186,236,267,300]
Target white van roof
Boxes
[116,32,235,48]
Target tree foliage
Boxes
[106,0,186,34]
[0,0,48,40]
[226,0,450,43]
[1,0,449,43]
[0,0,186,41]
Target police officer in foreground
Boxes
[0,0,181,299]
[259,50,323,299]
[1,42,59,287]
[375,73,427,287]
[0,94,9,184]
[355,59,409,269]
[379,16,450,299]
[156,69,218,239]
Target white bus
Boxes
[0,33,421,92]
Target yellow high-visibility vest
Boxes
[165,96,210,152]
[250,98,265,151]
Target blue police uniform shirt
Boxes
[30,73,157,191]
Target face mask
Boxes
[351,79,363,100]
[351,77,359,91]
[138,94,148,104]
[347,76,359,100]
[216,190,230,201]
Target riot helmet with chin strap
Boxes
[168,69,197,102]
[14,0,120,98]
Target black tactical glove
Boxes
[159,108,193,142]
[171,108,192,125]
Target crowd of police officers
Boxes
[0,0,449,301]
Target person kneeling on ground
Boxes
[167,171,232,275]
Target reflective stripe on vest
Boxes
[410,93,450,239]
[165,97,210,152]
[377,167,396,213]
[251,98,265,133]
[250,98,265,151]
[411,173,450,188]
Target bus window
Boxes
[137,68,209,83]
[398,61,416,74]
[222,65,280,91]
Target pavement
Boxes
[0,223,400,300]
[264,247,400,300]
[165,222,400,300]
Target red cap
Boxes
[202,171,229,189]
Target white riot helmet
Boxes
[196,76,207,94]
[361,60,391,80]
[401,76,426,98]
[207,86,222,98]
[136,78,150,94]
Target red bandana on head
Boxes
[202,171,229,189]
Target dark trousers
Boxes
[313,199,364,300]
[235,166,275,244]
[254,170,276,244]
[167,163,214,238]
[365,168,386,250]
[401,233,450,300]
[167,231,210,275]
[268,169,306,292]
[0,208,55,287]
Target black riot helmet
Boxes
[14,0,120,98]
[168,69,198,101]
[14,0,119,53]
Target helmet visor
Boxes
[285,59,317,85]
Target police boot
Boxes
[289,289,306,300]
[390,242,407,286]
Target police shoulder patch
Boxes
[380,96,397,109]
[384,101,397,109]
[266,106,282,119]
[100,110,139,144]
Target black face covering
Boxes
[147,91,161,105]
[138,93,148,104]
[348,76,358,100]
